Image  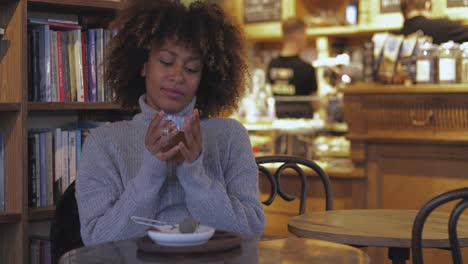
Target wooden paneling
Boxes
[0,0,23,103]
[344,83,468,264]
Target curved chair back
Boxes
[50,181,83,264]
[412,187,468,264]
[256,155,333,215]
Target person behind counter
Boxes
[400,0,468,44]
[266,17,318,118]
[75,0,265,246]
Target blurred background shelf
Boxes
[0,103,20,111]
[29,207,55,221]
[0,212,21,224]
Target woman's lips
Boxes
[161,88,184,99]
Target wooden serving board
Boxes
[136,230,242,254]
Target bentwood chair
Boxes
[412,187,468,264]
[255,155,333,215]
[50,181,84,264]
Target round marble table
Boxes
[59,236,369,264]
[288,209,468,264]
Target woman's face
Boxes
[141,39,203,113]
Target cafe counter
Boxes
[344,83,468,263]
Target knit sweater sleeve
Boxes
[76,127,167,246]
[177,119,265,235]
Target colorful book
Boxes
[28,134,37,207]
[54,128,62,200]
[73,30,84,102]
[45,132,53,206]
[39,133,46,207]
[87,29,97,102]
[56,31,65,102]
[68,31,76,102]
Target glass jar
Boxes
[416,42,438,84]
[460,42,468,84]
[438,41,461,84]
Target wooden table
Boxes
[288,209,468,264]
[59,236,369,264]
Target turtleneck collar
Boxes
[133,94,196,127]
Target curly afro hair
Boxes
[106,0,248,117]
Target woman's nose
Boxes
[169,65,185,84]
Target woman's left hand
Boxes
[179,109,202,163]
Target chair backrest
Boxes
[255,155,333,215]
[411,187,468,264]
[50,181,83,264]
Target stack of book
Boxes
[28,122,105,208]
[27,13,118,103]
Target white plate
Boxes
[147,225,215,247]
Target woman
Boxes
[76,0,265,246]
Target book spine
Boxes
[87,29,97,102]
[54,128,62,200]
[61,131,69,193]
[34,134,41,207]
[45,132,53,206]
[96,28,104,102]
[68,132,76,184]
[50,31,58,102]
[39,133,46,207]
[44,25,52,102]
[74,30,84,102]
[28,135,37,207]
[56,31,65,102]
[37,25,47,102]
[82,31,89,102]
[68,31,76,102]
[62,32,71,103]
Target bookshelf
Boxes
[29,206,54,221]
[0,0,124,263]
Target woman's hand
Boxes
[179,109,202,163]
[145,111,180,161]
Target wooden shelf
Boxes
[0,212,21,224]
[29,206,55,221]
[345,82,468,94]
[244,22,400,41]
[0,103,20,111]
[28,102,123,111]
[28,0,121,12]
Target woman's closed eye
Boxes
[185,67,200,74]
[159,59,173,66]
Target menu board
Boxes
[447,0,468,8]
[243,0,282,24]
[380,0,401,13]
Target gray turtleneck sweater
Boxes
[76,95,265,245]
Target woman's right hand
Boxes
[145,111,180,161]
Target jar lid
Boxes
[439,40,460,50]
[419,42,438,51]
[460,42,468,50]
